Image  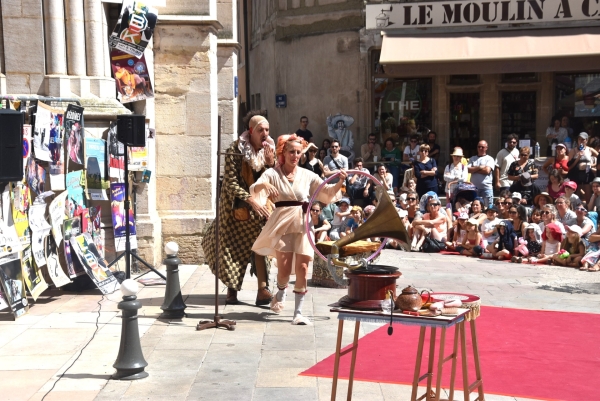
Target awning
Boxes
[380,27,600,76]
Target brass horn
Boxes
[331,190,410,269]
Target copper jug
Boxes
[394,285,431,312]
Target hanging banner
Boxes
[65,104,84,165]
[108,0,158,58]
[110,48,154,103]
[64,217,85,278]
[49,191,68,245]
[11,182,31,247]
[21,246,48,301]
[0,253,29,319]
[66,171,85,218]
[44,236,71,288]
[85,137,109,200]
[26,157,46,196]
[70,234,118,294]
[108,122,125,181]
[33,102,54,162]
[49,110,65,191]
[29,203,52,267]
[110,183,137,251]
[23,124,32,172]
[0,218,22,258]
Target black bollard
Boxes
[160,242,187,319]
[112,279,149,380]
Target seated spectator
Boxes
[547,169,566,199]
[364,204,375,220]
[539,204,566,234]
[530,208,542,225]
[485,220,517,260]
[320,202,336,223]
[347,158,371,206]
[552,225,585,268]
[565,205,595,243]
[580,224,600,271]
[564,181,582,210]
[542,142,569,177]
[446,212,468,251]
[309,202,330,242]
[299,143,324,177]
[372,164,395,203]
[469,198,486,224]
[513,225,542,263]
[405,191,420,223]
[509,204,529,239]
[403,135,420,162]
[587,177,600,212]
[481,206,500,247]
[329,198,351,240]
[533,192,553,212]
[360,133,381,166]
[318,148,328,161]
[456,218,484,257]
[411,197,449,251]
[555,195,576,224]
[341,206,363,238]
[400,177,417,195]
[498,196,512,220]
[530,223,563,264]
[401,168,415,192]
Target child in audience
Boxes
[530,223,563,264]
[564,181,582,210]
[329,198,351,240]
[530,209,542,225]
[341,205,363,238]
[457,218,483,257]
[481,206,500,247]
[513,225,542,263]
[552,225,585,268]
[486,220,517,260]
[446,212,468,251]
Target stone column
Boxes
[432,75,450,167]
[84,0,104,77]
[65,0,86,76]
[480,74,501,156]
[537,72,554,150]
[43,0,67,75]
[0,4,5,94]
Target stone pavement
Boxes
[0,250,599,401]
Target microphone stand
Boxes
[197,116,236,331]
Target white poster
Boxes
[0,253,29,319]
[21,246,48,301]
[33,102,53,162]
[45,236,71,288]
[0,219,23,258]
[49,191,68,245]
[29,203,52,267]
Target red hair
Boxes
[276,134,307,166]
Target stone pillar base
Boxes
[45,75,72,97]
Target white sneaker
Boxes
[291,315,312,325]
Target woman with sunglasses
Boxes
[413,144,438,198]
[299,143,324,177]
[539,204,566,235]
[507,146,538,186]
[309,202,330,243]
[542,143,569,177]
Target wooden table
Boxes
[329,307,485,401]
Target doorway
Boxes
[449,93,480,157]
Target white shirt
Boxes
[495,148,519,188]
[481,218,499,243]
[403,145,420,161]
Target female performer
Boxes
[250,134,345,325]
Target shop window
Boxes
[556,73,600,138]
[449,75,480,85]
[501,73,538,83]
[501,92,536,143]
[450,93,480,158]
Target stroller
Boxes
[451,182,478,213]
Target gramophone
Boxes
[310,173,410,310]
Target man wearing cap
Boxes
[329,198,351,240]
[468,140,496,208]
[323,139,348,184]
[201,113,276,306]
[566,206,595,241]
[495,133,519,193]
[512,192,526,206]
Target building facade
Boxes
[0,0,239,265]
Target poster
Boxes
[21,246,47,301]
[0,253,29,319]
[129,145,148,171]
[49,191,68,245]
[26,157,46,196]
[11,182,31,247]
[64,218,85,278]
[1,184,9,223]
[108,122,125,181]
[45,236,71,288]
[65,104,84,165]
[29,203,52,267]
[70,234,118,294]
[0,218,23,258]
[33,102,53,162]
[110,183,137,251]
[0,287,9,311]
[108,0,158,58]
[48,110,65,191]
[90,207,104,258]
[110,48,154,103]
[66,171,85,218]
[23,124,32,172]
[85,137,109,200]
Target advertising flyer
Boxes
[0,218,23,258]
[26,157,46,196]
[49,191,68,245]
[11,182,31,247]
[0,287,8,311]
[108,0,158,58]
[110,48,154,103]
[85,137,109,200]
[65,104,84,165]
[110,183,137,251]
[45,236,71,288]
[128,145,148,171]
[64,218,85,278]
[108,122,125,181]
[48,109,65,191]
[33,102,53,162]
[21,246,48,301]
[66,171,86,218]
[29,203,52,267]
[0,252,29,319]
[70,234,118,294]
[23,124,32,172]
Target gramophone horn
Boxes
[331,190,410,268]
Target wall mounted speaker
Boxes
[0,109,24,182]
[117,114,146,147]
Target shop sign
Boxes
[367,0,600,30]
[276,94,287,108]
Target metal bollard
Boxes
[112,279,149,380]
[160,242,187,319]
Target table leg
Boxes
[470,320,485,400]
[459,322,469,401]
[448,324,460,401]
[347,321,361,401]
[411,327,427,401]
[435,327,447,401]
[331,319,344,401]
[427,327,437,400]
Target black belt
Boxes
[274,201,309,214]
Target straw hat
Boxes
[534,192,553,207]
[450,147,464,157]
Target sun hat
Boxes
[556,143,567,149]
[450,147,464,157]
[566,225,583,236]
[564,181,577,190]
[466,218,479,226]
[534,192,553,207]
[458,212,469,220]
[578,132,589,140]
[339,197,351,205]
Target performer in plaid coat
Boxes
[201,115,276,305]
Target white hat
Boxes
[450,147,464,157]
[458,212,469,220]
[512,192,522,201]
[566,225,583,236]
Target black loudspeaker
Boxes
[0,109,24,182]
[117,114,146,147]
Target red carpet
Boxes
[301,307,600,401]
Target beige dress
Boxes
[250,165,340,259]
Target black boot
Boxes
[226,288,239,305]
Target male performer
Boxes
[201,113,276,305]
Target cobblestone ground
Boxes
[0,250,598,401]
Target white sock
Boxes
[294,292,305,318]
[276,287,287,303]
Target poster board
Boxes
[0,253,29,319]
[70,234,118,294]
